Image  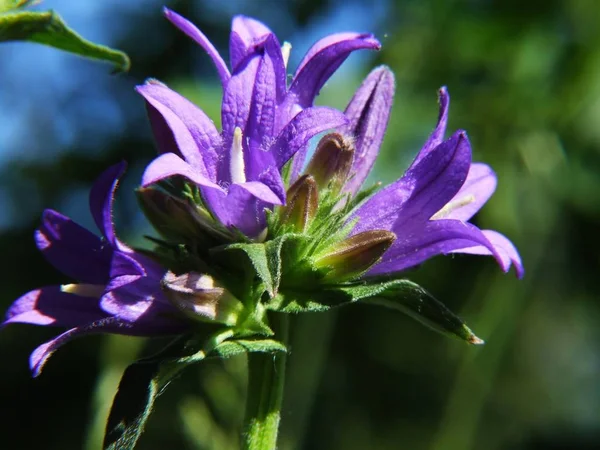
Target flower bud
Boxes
[280,175,318,232]
[161,271,244,325]
[305,132,355,193]
[314,230,396,281]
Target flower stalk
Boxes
[243,313,289,450]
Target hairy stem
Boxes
[243,313,289,450]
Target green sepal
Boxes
[0,10,130,72]
[103,330,287,450]
[367,279,484,344]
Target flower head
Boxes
[139,8,380,237]
[4,163,203,375]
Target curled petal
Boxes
[441,163,497,222]
[289,32,381,109]
[164,8,230,87]
[35,210,112,285]
[141,153,223,192]
[366,220,504,276]
[352,131,472,234]
[4,286,107,328]
[410,86,450,168]
[137,81,221,179]
[342,66,396,195]
[271,106,348,179]
[229,15,275,72]
[450,229,524,278]
[89,162,126,247]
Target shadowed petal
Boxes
[271,106,348,178]
[35,210,112,285]
[4,286,108,327]
[164,8,230,87]
[410,87,449,168]
[229,15,274,72]
[89,162,126,247]
[141,153,223,192]
[441,163,497,222]
[352,131,471,234]
[137,81,221,178]
[367,219,504,276]
[258,166,286,205]
[342,66,395,195]
[289,32,381,109]
[450,229,524,278]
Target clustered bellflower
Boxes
[2,7,523,449]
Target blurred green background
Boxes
[1,0,599,449]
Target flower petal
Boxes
[229,15,274,72]
[409,86,450,168]
[258,166,286,205]
[366,219,504,276]
[271,106,348,178]
[4,286,108,327]
[450,229,524,278]
[342,66,395,195]
[441,163,497,221]
[89,162,126,247]
[289,32,381,109]
[137,81,221,179]
[141,153,223,192]
[164,8,230,87]
[352,131,471,234]
[245,35,286,180]
[35,210,112,284]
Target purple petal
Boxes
[258,166,286,205]
[89,162,126,247]
[450,229,524,278]
[352,131,472,234]
[4,286,107,328]
[141,153,223,191]
[137,81,221,179]
[271,106,348,177]
[441,163,497,222]
[35,210,112,285]
[409,87,450,169]
[245,35,286,180]
[29,310,186,376]
[229,15,274,72]
[289,32,381,109]
[342,66,395,195]
[366,219,504,276]
[220,54,262,182]
[164,8,230,87]
[238,181,283,205]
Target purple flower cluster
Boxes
[3,8,522,376]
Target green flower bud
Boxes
[280,175,319,232]
[314,230,396,282]
[161,271,244,326]
[305,132,355,193]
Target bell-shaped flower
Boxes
[342,77,523,277]
[139,8,380,237]
[2,163,190,376]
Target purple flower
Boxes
[3,163,187,376]
[139,8,380,237]
[337,68,524,277]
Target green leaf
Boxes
[103,332,286,450]
[0,10,130,72]
[220,242,274,296]
[368,280,484,344]
[0,0,36,14]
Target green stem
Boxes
[243,313,289,450]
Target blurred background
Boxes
[1,0,599,448]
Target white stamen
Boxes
[230,127,246,184]
[61,284,104,298]
[281,42,292,69]
[431,194,476,220]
